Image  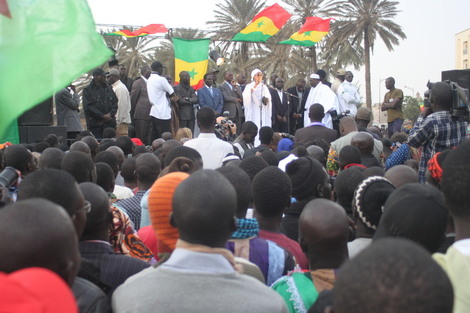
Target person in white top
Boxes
[337,71,362,117]
[243,69,272,146]
[147,61,176,141]
[184,107,234,169]
[303,73,340,129]
[107,69,131,137]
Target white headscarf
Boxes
[251,69,262,81]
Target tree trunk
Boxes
[311,46,318,73]
[364,29,372,109]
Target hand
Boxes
[103,113,112,122]
[277,115,283,122]
[262,96,269,105]
[283,116,287,123]
[229,123,237,135]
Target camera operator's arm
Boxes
[407,114,433,148]
[0,187,13,208]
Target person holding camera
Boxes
[408,81,467,182]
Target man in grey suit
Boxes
[131,66,152,145]
[55,84,83,140]
[220,71,244,134]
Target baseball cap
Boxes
[92,68,106,77]
[131,138,144,146]
[107,68,120,77]
[0,267,78,313]
[356,107,372,120]
[336,69,346,76]
[309,73,320,79]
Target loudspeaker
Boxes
[18,126,67,144]
[17,97,53,126]
[441,69,470,90]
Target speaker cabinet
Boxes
[17,97,53,126]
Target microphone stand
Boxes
[282,90,300,134]
[259,82,264,127]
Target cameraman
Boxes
[408,81,467,182]
[215,116,237,142]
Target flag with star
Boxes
[232,3,292,43]
[0,0,112,139]
[173,37,210,90]
[279,17,331,47]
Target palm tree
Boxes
[207,0,267,75]
[332,0,406,109]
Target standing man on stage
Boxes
[270,77,288,133]
[287,79,306,134]
[303,73,339,129]
[220,71,244,132]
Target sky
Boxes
[87,0,470,104]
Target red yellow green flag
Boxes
[279,17,331,47]
[0,0,112,139]
[232,3,292,43]
[173,38,210,90]
[105,24,168,38]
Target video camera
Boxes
[424,80,470,118]
[0,167,19,188]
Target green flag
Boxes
[0,0,112,138]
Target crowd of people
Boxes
[0,63,469,313]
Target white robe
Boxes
[337,81,362,117]
[243,82,272,146]
[304,82,339,129]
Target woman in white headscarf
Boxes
[243,69,272,141]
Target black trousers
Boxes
[151,117,171,141]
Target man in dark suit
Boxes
[287,79,306,134]
[294,103,338,146]
[131,66,152,145]
[197,73,224,115]
[55,84,83,139]
[79,182,149,293]
[270,77,289,133]
[220,71,244,133]
[174,71,198,134]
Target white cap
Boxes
[310,73,320,79]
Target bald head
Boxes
[172,170,236,247]
[339,116,358,136]
[385,165,419,188]
[152,138,165,151]
[70,141,91,157]
[79,182,111,241]
[158,140,181,166]
[351,132,374,155]
[0,198,80,286]
[38,147,65,170]
[306,145,326,166]
[81,136,99,159]
[299,199,350,269]
[106,146,125,168]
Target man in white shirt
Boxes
[184,107,234,169]
[337,71,362,117]
[147,61,176,141]
[107,69,131,137]
[303,73,340,129]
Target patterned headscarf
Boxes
[427,152,443,183]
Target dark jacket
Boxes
[83,80,118,128]
[220,81,244,119]
[130,77,152,120]
[294,124,339,147]
[72,277,111,313]
[174,83,198,121]
[281,199,313,242]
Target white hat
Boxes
[310,73,320,79]
[251,69,262,80]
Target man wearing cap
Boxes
[337,71,362,117]
[83,68,118,139]
[108,68,131,137]
[331,69,346,94]
[147,61,176,141]
[302,74,340,129]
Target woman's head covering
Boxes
[251,69,262,80]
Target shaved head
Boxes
[70,141,91,156]
[385,165,419,188]
[79,182,111,241]
[0,198,80,286]
[300,199,349,269]
[351,132,374,155]
[172,170,236,247]
[38,147,65,170]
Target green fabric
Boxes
[232,32,272,43]
[278,39,317,47]
[0,0,112,139]
[173,38,210,63]
[271,271,319,313]
[0,120,19,144]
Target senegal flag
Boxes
[173,38,210,90]
[105,24,168,38]
[232,3,291,43]
[0,0,112,139]
[279,17,331,47]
